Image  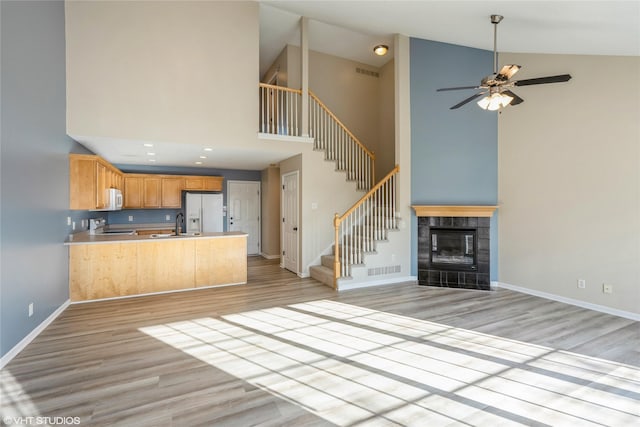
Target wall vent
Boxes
[356,67,379,78]
[368,265,401,276]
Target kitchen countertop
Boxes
[65,231,247,245]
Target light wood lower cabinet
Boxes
[69,244,137,301]
[69,236,247,302]
[137,240,195,293]
[195,237,247,286]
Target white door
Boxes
[281,171,299,273]
[227,181,261,255]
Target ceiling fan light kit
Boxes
[437,15,572,111]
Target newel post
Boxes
[333,213,340,289]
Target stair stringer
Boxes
[336,226,416,291]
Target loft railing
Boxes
[258,83,375,191]
[259,83,302,136]
[333,165,399,285]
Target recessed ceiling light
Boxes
[195,161,203,165]
[143,143,154,147]
[199,155,207,159]
[147,152,155,156]
[203,147,213,152]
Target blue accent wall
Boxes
[1,1,77,358]
[409,38,499,280]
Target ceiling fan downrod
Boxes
[491,14,503,74]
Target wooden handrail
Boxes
[335,165,399,227]
[259,83,302,95]
[308,90,376,161]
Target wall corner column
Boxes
[300,17,309,137]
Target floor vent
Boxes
[356,67,379,78]
[368,265,401,276]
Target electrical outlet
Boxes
[67,216,71,226]
[166,214,171,221]
[577,279,586,289]
[603,284,613,294]
[128,215,134,222]
[72,221,76,230]
[28,303,34,317]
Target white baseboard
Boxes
[338,275,417,291]
[495,282,640,321]
[1,300,70,369]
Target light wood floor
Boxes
[1,257,638,426]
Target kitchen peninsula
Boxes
[65,232,247,302]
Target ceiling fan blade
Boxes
[437,85,481,92]
[502,90,524,106]
[497,64,521,81]
[450,92,485,110]
[514,74,572,86]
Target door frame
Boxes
[281,171,299,274]
[227,180,261,256]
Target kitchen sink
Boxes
[149,232,202,238]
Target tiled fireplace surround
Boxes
[413,206,497,291]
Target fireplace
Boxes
[430,228,477,270]
[413,206,496,291]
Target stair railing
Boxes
[258,85,374,191]
[333,165,399,286]
[259,83,302,136]
[308,91,375,191]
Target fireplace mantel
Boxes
[412,205,498,217]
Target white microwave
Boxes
[96,188,123,211]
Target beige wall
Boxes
[498,53,640,314]
[261,166,281,258]
[377,58,396,179]
[66,0,259,148]
[282,45,384,158]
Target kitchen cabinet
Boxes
[161,177,184,208]
[70,154,224,210]
[124,175,143,208]
[184,176,223,191]
[67,233,248,301]
[143,177,161,208]
[123,174,222,209]
[69,154,123,210]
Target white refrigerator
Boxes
[185,193,224,233]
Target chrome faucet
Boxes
[175,212,184,235]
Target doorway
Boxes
[227,181,261,255]
[281,171,299,274]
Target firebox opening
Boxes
[430,228,477,270]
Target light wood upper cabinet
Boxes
[69,154,123,210]
[70,154,223,210]
[203,176,223,191]
[124,175,143,208]
[161,177,184,208]
[143,177,161,208]
[184,176,223,192]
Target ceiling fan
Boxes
[437,15,572,111]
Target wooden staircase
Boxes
[310,166,400,289]
[259,83,399,289]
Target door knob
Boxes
[293,227,298,231]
